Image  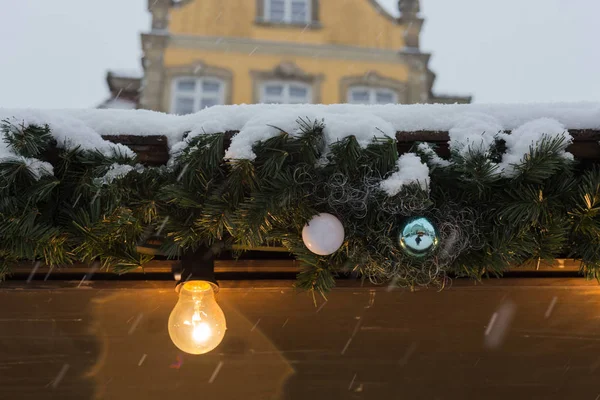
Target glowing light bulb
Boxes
[168,281,227,355]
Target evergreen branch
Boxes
[511,134,571,184]
[451,148,501,195]
[1,120,54,158]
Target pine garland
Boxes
[1,117,599,294]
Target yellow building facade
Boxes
[136,0,470,114]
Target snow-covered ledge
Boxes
[1,103,599,163]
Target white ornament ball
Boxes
[302,213,345,256]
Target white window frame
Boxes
[347,86,398,105]
[260,80,312,104]
[170,77,225,115]
[264,0,311,24]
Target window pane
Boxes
[265,84,284,96]
[269,9,285,22]
[291,12,307,23]
[202,80,221,93]
[176,80,196,92]
[291,0,308,23]
[269,0,285,21]
[270,0,285,11]
[289,85,308,99]
[200,98,219,109]
[175,97,195,115]
[376,91,395,104]
[351,89,370,103]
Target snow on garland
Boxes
[498,118,573,177]
[0,112,134,158]
[1,102,599,158]
[1,103,600,293]
[416,143,451,167]
[380,153,430,196]
[20,157,54,180]
[98,163,144,185]
[447,112,502,156]
[222,110,396,160]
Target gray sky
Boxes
[1,0,599,108]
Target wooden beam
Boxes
[7,258,581,277]
[136,244,291,256]
[102,129,600,167]
[0,276,594,290]
[8,259,301,275]
[101,134,170,166]
[395,129,600,159]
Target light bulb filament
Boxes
[191,306,212,343]
[192,322,212,343]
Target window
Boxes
[171,77,225,115]
[348,87,398,105]
[251,62,322,104]
[260,81,311,104]
[264,0,310,24]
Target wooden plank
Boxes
[515,258,581,271]
[566,141,600,159]
[101,135,168,145]
[101,135,170,166]
[394,129,600,143]
[7,258,581,277]
[215,259,299,273]
[136,244,291,256]
[0,276,595,291]
[395,129,600,159]
[8,259,301,275]
[101,129,600,167]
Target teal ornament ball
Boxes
[398,217,439,258]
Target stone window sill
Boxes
[254,17,322,29]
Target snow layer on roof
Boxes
[221,108,395,160]
[174,103,600,136]
[98,98,137,110]
[448,112,503,156]
[0,102,599,161]
[0,109,135,157]
[108,69,143,80]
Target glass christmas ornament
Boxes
[398,217,439,258]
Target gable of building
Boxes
[156,0,406,50]
[101,0,471,111]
